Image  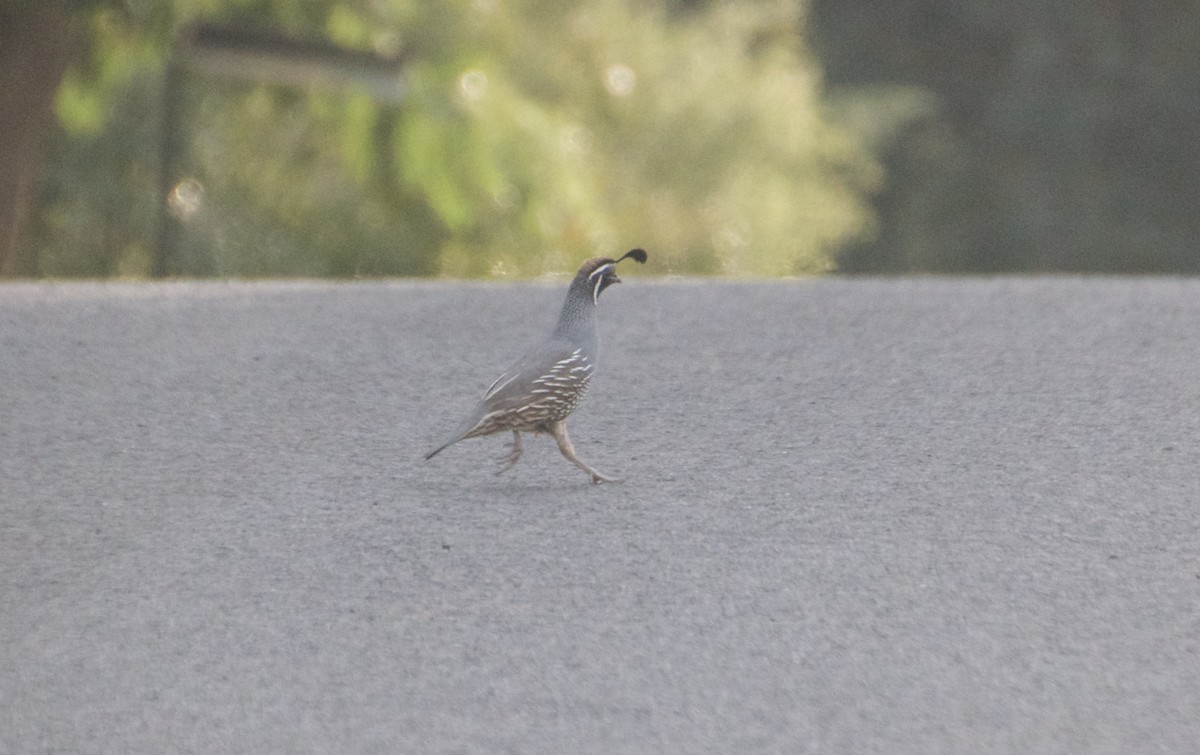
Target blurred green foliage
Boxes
[813,0,1200,274]
[24,0,885,278]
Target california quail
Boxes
[425,249,648,483]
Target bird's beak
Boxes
[610,273,622,285]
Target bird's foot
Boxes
[589,470,620,485]
[495,432,522,475]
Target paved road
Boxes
[2,277,1198,753]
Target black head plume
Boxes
[617,248,648,265]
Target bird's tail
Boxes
[425,405,486,460]
[424,420,474,460]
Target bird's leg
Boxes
[549,420,618,484]
[495,430,523,475]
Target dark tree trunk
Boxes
[0,5,75,275]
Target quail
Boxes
[425,249,648,483]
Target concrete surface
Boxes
[2,277,1198,753]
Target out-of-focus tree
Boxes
[813,0,1200,273]
[10,0,884,278]
[0,1,77,275]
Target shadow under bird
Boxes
[425,249,648,484]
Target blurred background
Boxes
[2,0,1197,278]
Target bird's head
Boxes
[577,248,648,304]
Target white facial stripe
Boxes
[589,264,615,303]
[587,263,614,281]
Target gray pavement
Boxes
[2,277,1198,753]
